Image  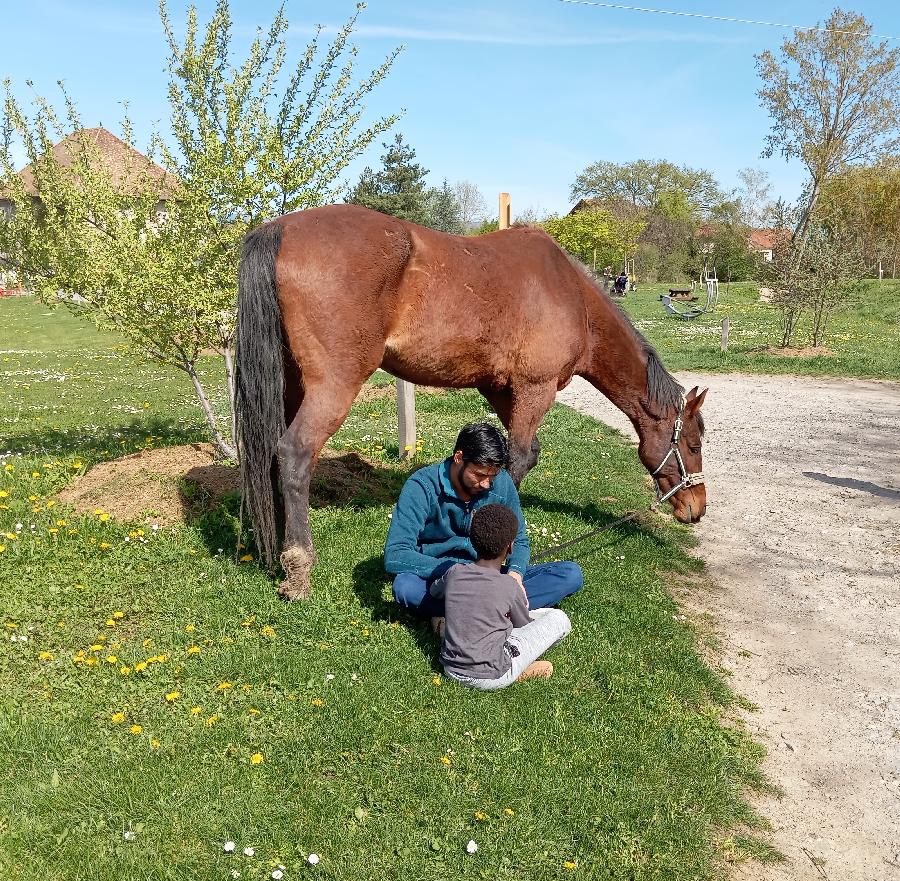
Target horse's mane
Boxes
[564,254,699,425]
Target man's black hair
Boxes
[453,422,509,468]
[469,503,520,560]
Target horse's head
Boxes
[637,386,707,523]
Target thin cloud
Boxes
[287,22,750,46]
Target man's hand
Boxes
[508,570,528,607]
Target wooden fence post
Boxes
[720,318,730,352]
[396,378,416,459]
[499,192,510,230]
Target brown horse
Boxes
[235,204,707,599]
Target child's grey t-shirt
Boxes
[432,564,531,679]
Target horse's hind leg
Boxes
[276,376,361,600]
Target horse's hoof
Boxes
[277,577,310,601]
[279,546,314,601]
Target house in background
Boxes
[0,126,177,219]
[748,228,783,262]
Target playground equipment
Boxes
[660,269,719,319]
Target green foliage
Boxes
[0,0,402,456]
[688,225,756,283]
[543,209,646,268]
[571,159,724,213]
[473,218,499,235]
[347,133,430,225]
[755,8,900,241]
[423,178,464,234]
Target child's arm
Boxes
[508,583,532,628]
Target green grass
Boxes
[0,297,773,880]
[619,279,900,379]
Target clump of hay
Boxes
[57,444,402,525]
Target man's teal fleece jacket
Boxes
[384,458,530,580]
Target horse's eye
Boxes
[688,446,701,454]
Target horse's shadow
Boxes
[351,554,442,671]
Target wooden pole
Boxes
[498,192,510,230]
[396,379,416,460]
[720,318,730,352]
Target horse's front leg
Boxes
[506,384,557,487]
[276,383,359,600]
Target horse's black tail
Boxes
[235,221,286,567]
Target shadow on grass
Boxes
[351,554,441,671]
[5,417,206,459]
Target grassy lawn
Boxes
[0,296,773,880]
[619,279,900,380]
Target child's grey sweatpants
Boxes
[444,607,571,691]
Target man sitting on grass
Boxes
[384,421,583,627]
[432,503,572,688]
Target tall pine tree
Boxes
[348,133,429,224]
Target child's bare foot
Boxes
[517,660,553,681]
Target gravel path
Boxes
[558,373,900,881]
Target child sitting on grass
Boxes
[431,503,572,690]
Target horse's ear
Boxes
[685,387,708,416]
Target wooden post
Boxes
[396,379,416,460]
[720,318,730,352]
[498,192,510,230]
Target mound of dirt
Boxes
[765,345,833,358]
[57,444,403,525]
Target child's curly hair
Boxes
[469,504,519,560]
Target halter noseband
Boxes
[650,399,704,504]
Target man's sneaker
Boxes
[430,616,445,639]
[517,660,553,681]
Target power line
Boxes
[557,0,899,41]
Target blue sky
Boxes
[4,1,900,218]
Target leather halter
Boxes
[650,399,705,504]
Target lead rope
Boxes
[531,399,704,561]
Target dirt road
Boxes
[558,373,900,881]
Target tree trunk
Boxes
[222,342,237,457]
[793,177,822,258]
[183,360,237,459]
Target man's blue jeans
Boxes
[392,561,584,617]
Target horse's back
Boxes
[272,205,590,387]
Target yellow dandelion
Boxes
[134,661,147,672]
[216,681,232,691]
[0,490,8,498]
[111,711,126,724]
[184,623,195,633]
[4,533,17,541]
[439,755,451,766]
[311,698,324,707]
[106,655,118,664]
[241,616,256,627]
[99,542,111,550]
[129,724,143,734]
[31,471,40,478]
[189,706,202,716]
[205,714,219,727]
[98,513,110,522]
[186,645,201,655]
[4,622,16,630]
[563,861,578,870]
[150,738,160,748]
[89,644,103,653]
[474,811,487,821]
[72,462,82,469]
[248,707,260,716]
[260,625,276,638]
[142,638,152,647]
[504,808,515,816]
[112,611,124,620]
[0,546,5,553]
[120,666,131,675]
[431,676,442,686]
[4,464,13,472]
[164,691,180,702]
[38,650,53,661]
[84,657,98,666]
[56,519,66,527]
[250,752,264,765]
[48,528,58,534]
[105,619,116,627]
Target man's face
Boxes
[452,451,501,498]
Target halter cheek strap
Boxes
[650,399,705,503]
